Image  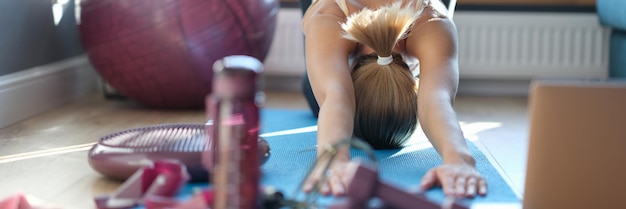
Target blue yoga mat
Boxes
[149,109,520,208]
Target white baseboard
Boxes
[264,75,304,91]
[0,55,99,129]
[458,79,532,96]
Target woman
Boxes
[300,0,487,198]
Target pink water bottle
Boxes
[204,55,263,209]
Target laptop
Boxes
[523,79,626,209]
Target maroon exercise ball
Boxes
[78,0,278,108]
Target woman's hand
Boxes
[302,153,351,197]
[420,163,487,198]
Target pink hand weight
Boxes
[94,160,190,209]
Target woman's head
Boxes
[341,1,423,149]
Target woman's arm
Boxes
[406,17,487,197]
[304,13,355,157]
[302,12,357,196]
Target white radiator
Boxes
[264,9,306,77]
[455,12,610,79]
[263,9,610,79]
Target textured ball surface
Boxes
[79,0,278,108]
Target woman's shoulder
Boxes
[302,0,347,29]
[413,0,453,27]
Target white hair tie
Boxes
[377,55,393,65]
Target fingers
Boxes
[421,167,457,197]
[302,169,320,192]
[455,175,488,198]
[453,177,487,198]
[320,182,330,195]
[303,162,326,193]
[312,171,346,196]
[302,174,318,193]
[329,174,346,196]
[441,172,456,196]
[454,176,467,196]
[303,162,348,197]
[465,177,477,197]
[426,165,488,198]
[420,169,437,190]
[478,178,488,196]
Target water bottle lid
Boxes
[212,55,263,97]
[213,55,263,75]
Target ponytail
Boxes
[341,1,424,149]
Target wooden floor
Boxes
[0,90,529,208]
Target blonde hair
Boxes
[341,1,423,149]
